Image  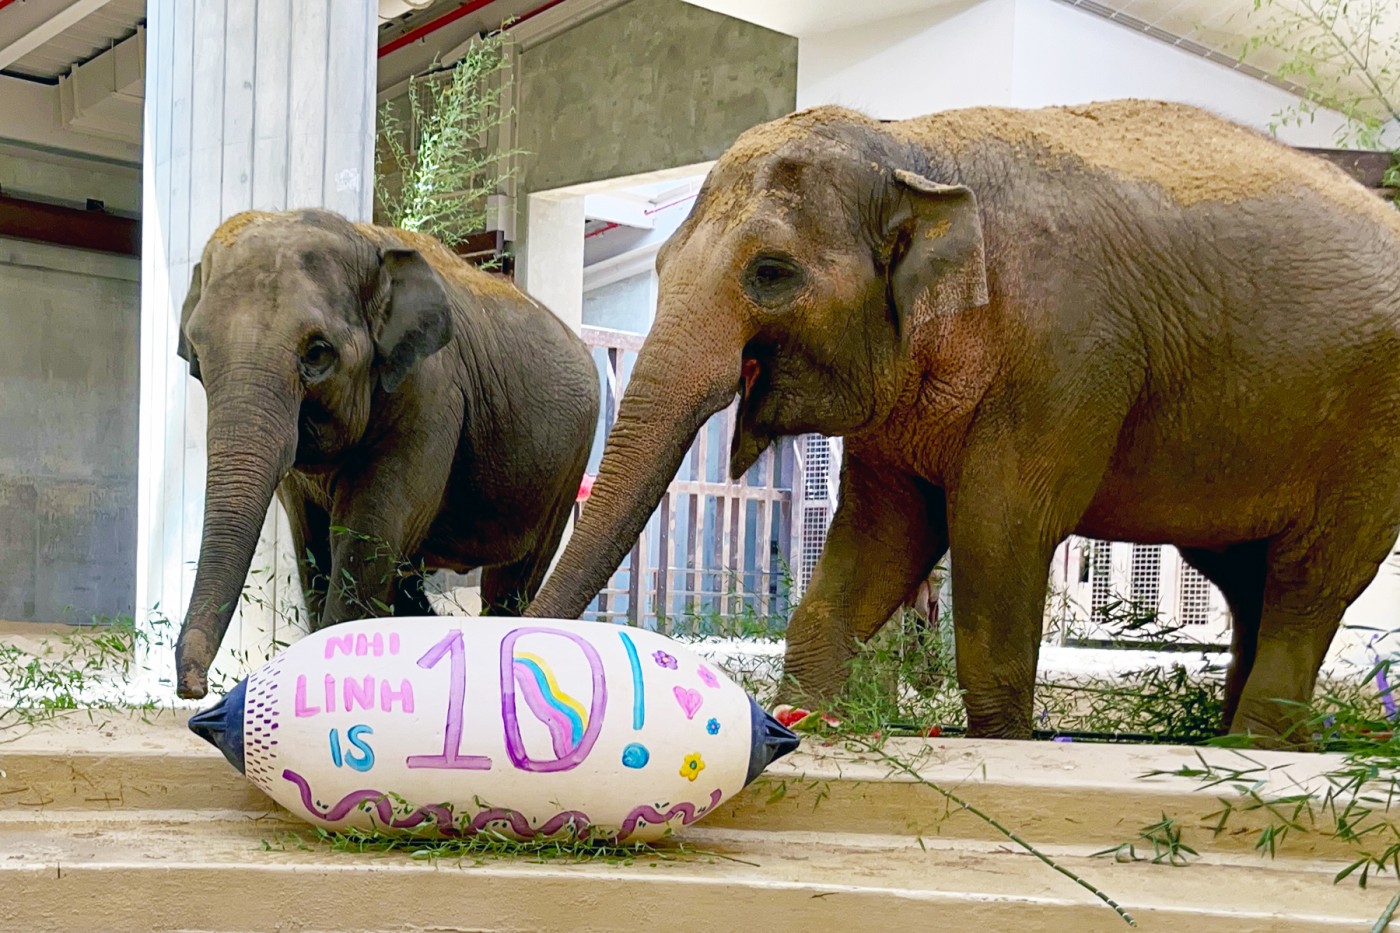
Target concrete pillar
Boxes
[137,0,376,698]
[520,193,586,333]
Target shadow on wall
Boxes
[514,0,798,195]
[0,240,138,625]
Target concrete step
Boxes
[1,712,1394,932]
[2,711,1371,858]
[4,812,1396,932]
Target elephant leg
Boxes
[481,558,540,617]
[1231,523,1397,745]
[947,518,1057,740]
[277,485,332,625]
[392,570,436,617]
[778,458,947,706]
[321,455,444,630]
[481,480,578,617]
[949,423,1123,738]
[1177,542,1267,731]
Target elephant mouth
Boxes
[730,354,774,479]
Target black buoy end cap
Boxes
[744,695,801,786]
[187,678,248,774]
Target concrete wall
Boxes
[0,144,140,625]
[515,0,797,195]
[0,238,139,624]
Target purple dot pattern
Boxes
[243,658,284,793]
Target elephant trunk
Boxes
[175,360,299,698]
[528,313,743,619]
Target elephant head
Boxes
[529,108,989,619]
[173,209,452,698]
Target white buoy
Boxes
[189,616,798,843]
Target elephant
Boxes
[172,208,599,699]
[525,99,1400,744]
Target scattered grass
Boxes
[0,614,166,741]
[1092,814,1199,867]
[308,825,690,866]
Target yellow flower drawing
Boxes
[679,752,705,782]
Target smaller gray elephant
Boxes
[172,209,599,699]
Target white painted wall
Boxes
[1009,0,1359,147]
[797,0,1372,149]
[798,0,1016,117]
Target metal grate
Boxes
[1179,563,1213,626]
[1130,544,1162,613]
[800,504,829,591]
[1090,540,1113,617]
[804,435,830,494]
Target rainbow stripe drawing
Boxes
[513,651,590,757]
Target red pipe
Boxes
[378,0,501,58]
[378,0,572,59]
[584,221,619,240]
[644,193,698,215]
[0,0,22,12]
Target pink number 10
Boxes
[405,630,491,771]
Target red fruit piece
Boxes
[773,705,810,728]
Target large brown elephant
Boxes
[526,100,1400,743]
[173,209,598,699]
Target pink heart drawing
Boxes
[673,686,703,720]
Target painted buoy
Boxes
[189,616,799,843]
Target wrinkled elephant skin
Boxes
[172,210,599,699]
[528,100,1400,745]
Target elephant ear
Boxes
[885,169,989,338]
[374,248,454,393]
[177,262,203,382]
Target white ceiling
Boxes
[686,0,1400,121]
[681,0,976,38]
[0,0,145,81]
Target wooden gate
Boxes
[578,326,796,633]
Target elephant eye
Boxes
[743,254,804,306]
[300,337,337,380]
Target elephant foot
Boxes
[963,698,1034,740]
[1227,702,1315,752]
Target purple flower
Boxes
[653,650,677,670]
[1377,666,1398,720]
[697,665,719,689]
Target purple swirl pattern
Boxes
[282,768,722,842]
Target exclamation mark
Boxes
[619,631,650,769]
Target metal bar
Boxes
[728,496,743,617]
[580,325,646,352]
[628,524,645,627]
[683,490,698,624]
[693,415,710,617]
[0,193,139,256]
[603,347,620,434]
[656,491,671,634]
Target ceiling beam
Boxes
[0,0,117,71]
[0,73,140,164]
[0,192,139,256]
